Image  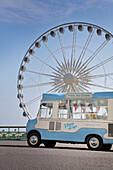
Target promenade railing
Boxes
[0,126,26,140]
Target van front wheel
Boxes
[87,135,103,150]
[27,133,41,147]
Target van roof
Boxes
[41,92,113,101]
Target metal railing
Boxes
[0,126,26,140]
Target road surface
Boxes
[0,141,113,170]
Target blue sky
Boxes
[1,0,113,125]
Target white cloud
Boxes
[0,0,113,23]
[0,0,48,23]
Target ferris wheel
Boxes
[17,22,113,118]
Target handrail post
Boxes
[8,127,10,139]
[18,127,19,139]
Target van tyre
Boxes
[101,144,112,151]
[44,140,56,148]
[87,135,103,150]
[27,133,41,147]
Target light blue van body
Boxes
[26,92,113,145]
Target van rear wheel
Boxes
[44,140,56,148]
[27,133,41,147]
[87,135,103,150]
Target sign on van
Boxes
[65,93,92,99]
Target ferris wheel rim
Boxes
[17,22,113,118]
[18,22,113,67]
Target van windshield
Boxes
[40,103,53,118]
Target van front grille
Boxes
[56,122,61,131]
[49,122,54,130]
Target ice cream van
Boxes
[26,92,113,150]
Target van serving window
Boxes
[58,100,68,118]
[58,99,108,120]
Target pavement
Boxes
[0,141,113,170]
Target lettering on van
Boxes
[64,123,77,130]
[65,93,92,99]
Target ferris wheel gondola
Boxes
[17,22,113,118]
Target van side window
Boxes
[40,103,53,118]
[69,100,86,119]
[58,100,68,118]
[69,99,108,120]
[97,100,108,120]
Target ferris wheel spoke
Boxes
[81,72,113,79]
[55,85,66,92]
[79,80,92,87]
[50,77,63,82]
[72,59,76,73]
[80,79,92,83]
[67,60,70,72]
[26,83,64,105]
[77,40,109,74]
[52,81,64,87]
[79,83,90,91]
[26,95,42,106]
[23,82,54,89]
[78,87,84,92]
[78,76,92,82]
[67,86,70,92]
[86,56,113,73]
[80,81,113,90]
[57,31,68,71]
[54,84,65,92]
[78,55,113,77]
[52,80,64,86]
[70,84,76,92]
[62,85,67,92]
[69,86,73,92]
[77,85,85,92]
[52,82,64,87]
[23,73,38,85]
[52,71,64,77]
[71,27,77,71]
[56,65,66,73]
[77,70,90,78]
[69,84,75,92]
[72,83,79,92]
[61,62,67,72]
[32,54,64,75]
[25,69,63,79]
[47,84,65,93]
[44,42,66,73]
[76,30,95,72]
[68,85,72,92]
[72,83,82,92]
[57,88,63,93]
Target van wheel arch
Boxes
[85,134,103,150]
[85,134,103,143]
[27,130,41,139]
[27,130,41,147]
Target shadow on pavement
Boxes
[0,144,113,152]
[0,144,29,148]
[40,146,113,152]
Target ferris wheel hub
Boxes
[63,73,79,85]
